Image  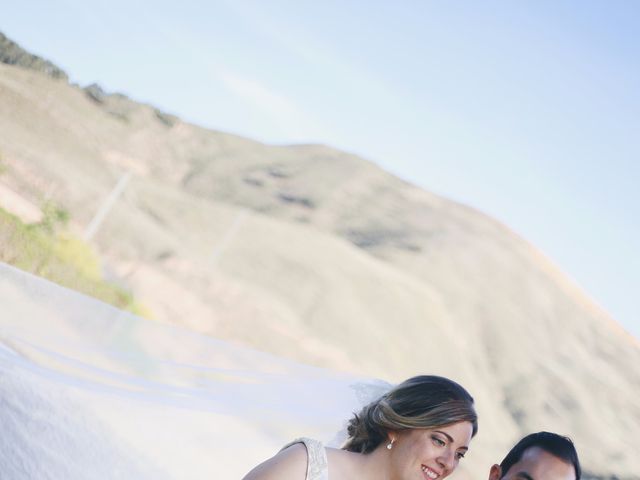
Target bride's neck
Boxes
[327,445,391,480]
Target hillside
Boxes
[0,34,638,478]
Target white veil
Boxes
[0,262,391,479]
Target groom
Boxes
[489,431,581,480]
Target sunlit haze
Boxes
[3,0,638,337]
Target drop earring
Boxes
[387,438,395,450]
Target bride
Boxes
[243,375,478,480]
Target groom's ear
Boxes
[489,464,502,480]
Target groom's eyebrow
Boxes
[514,472,534,480]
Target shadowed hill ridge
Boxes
[0,33,638,479]
[0,31,67,80]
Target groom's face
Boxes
[489,446,576,480]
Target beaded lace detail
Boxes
[280,437,328,480]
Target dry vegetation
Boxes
[0,205,147,316]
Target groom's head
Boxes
[489,432,581,480]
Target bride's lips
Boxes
[421,465,441,480]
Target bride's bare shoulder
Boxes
[242,443,307,480]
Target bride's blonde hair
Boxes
[342,375,478,453]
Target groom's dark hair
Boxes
[500,432,581,479]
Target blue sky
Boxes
[3,1,639,338]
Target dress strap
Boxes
[280,437,329,480]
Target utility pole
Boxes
[83,172,131,241]
[210,209,249,267]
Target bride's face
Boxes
[388,421,474,480]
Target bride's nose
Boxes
[437,449,456,473]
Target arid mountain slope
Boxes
[1,37,638,478]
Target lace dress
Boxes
[280,437,329,480]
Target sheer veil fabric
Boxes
[0,263,390,479]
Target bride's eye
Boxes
[431,435,446,447]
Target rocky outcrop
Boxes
[0,31,68,80]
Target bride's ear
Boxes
[488,464,502,480]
